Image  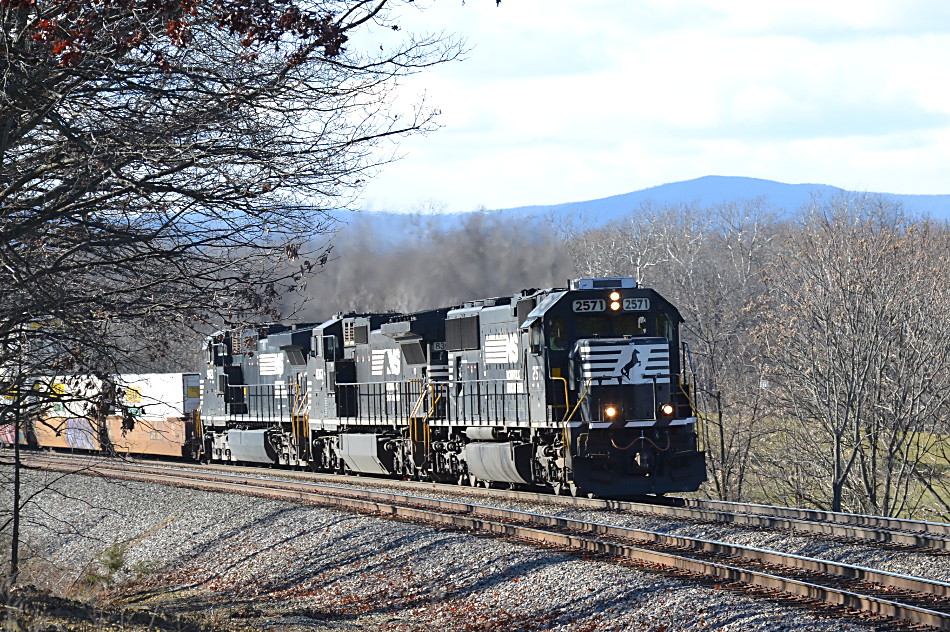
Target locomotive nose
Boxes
[570,336,675,423]
[572,336,669,386]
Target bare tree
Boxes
[851,223,950,517]
[918,439,950,521]
[552,194,950,515]
[1,0,461,587]
[555,204,672,283]
[285,210,573,318]
[756,195,950,514]
[656,201,779,502]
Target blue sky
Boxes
[357,1,950,212]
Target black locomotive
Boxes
[198,277,707,498]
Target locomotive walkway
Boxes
[22,453,950,631]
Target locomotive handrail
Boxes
[408,382,443,473]
[564,377,594,424]
[550,375,570,421]
[445,377,525,385]
[425,392,443,424]
[679,340,705,447]
[677,374,698,416]
[551,374,573,459]
[418,383,444,425]
[421,388,440,462]
[290,376,309,463]
[334,379,425,387]
[447,377,529,424]
[193,410,205,457]
[335,379,424,425]
[408,381,430,420]
[408,382,432,462]
[222,381,294,423]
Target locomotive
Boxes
[198,277,707,498]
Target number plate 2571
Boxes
[572,299,606,312]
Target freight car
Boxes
[198,278,707,498]
[1,373,201,458]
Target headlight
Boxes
[610,301,621,311]
[609,291,620,301]
[604,406,617,418]
[659,403,674,416]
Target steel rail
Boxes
[315,477,950,550]
[26,456,950,630]
[17,450,950,551]
[672,497,950,537]
[220,469,950,551]
[13,450,950,551]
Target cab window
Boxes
[616,315,648,336]
[577,314,650,337]
[657,314,673,340]
[576,316,610,338]
[548,318,568,350]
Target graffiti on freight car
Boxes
[0,423,17,444]
[64,417,97,450]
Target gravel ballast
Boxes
[180,465,950,585]
[6,466,927,631]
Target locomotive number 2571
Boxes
[573,299,606,312]
[622,298,651,311]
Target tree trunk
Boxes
[8,384,21,591]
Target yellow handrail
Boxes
[423,391,441,446]
[564,377,594,424]
[290,379,310,462]
[408,383,442,469]
[194,410,204,457]
[409,381,433,447]
[409,380,429,420]
[561,377,594,463]
[677,373,697,413]
[550,376,570,421]
[423,390,443,423]
[550,374,572,459]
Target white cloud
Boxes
[359,0,950,211]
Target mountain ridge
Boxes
[343,176,950,246]
[491,175,950,221]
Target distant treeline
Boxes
[283,211,574,319]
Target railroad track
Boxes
[154,456,950,551]
[19,453,950,630]
[333,477,950,552]
[343,479,950,552]
[10,450,950,551]
[383,482,950,552]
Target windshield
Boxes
[575,314,648,338]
